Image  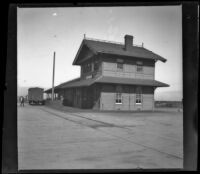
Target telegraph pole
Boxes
[51,51,56,101]
[51,10,57,101]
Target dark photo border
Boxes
[2,1,198,173]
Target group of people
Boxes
[19,96,25,107]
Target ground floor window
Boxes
[136,93,142,104]
[116,93,122,104]
[136,87,142,104]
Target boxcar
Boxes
[28,87,45,105]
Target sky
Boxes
[17,6,182,100]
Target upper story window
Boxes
[136,61,143,72]
[83,63,92,73]
[94,60,99,71]
[136,65,143,72]
[117,62,123,71]
[136,87,142,104]
[87,63,92,72]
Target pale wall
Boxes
[102,62,154,80]
[100,92,154,111]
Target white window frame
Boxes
[135,93,142,104]
[135,87,142,104]
[115,93,122,104]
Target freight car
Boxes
[28,87,45,105]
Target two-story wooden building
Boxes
[45,35,169,110]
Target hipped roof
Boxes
[44,76,169,93]
[45,77,80,93]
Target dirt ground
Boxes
[18,103,183,170]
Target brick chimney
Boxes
[124,35,133,50]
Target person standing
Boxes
[20,96,24,107]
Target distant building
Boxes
[45,35,169,110]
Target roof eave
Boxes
[72,40,85,65]
[98,51,167,62]
[44,89,51,93]
[153,80,170,87]
[72,40,98,65]
[157,84,170,87]
[94,82,169,87]
[156,57,167,63]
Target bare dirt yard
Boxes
[18,103,183,170]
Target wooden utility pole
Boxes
[51,51,56,101]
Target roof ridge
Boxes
[85,37,124,45]
[84,37,143,48]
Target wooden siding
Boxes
[92,84,101,110]
[82,87,94,109]
[100,92,115,110]
[102,62,154,80]
[101,54,155,67]
[63,88,74,106]
[61,84,154,110]
[142,94,154,110]
[101,84,154,94]
[62,85,101,109]
[76,45,94,64]
[100,90,154,111]
[81,55,102,79]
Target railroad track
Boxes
[40,107,183,160]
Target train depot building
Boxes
[45,35,169,111]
